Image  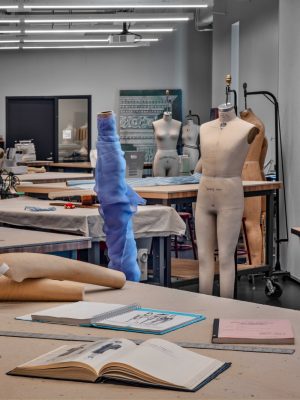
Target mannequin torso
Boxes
[182,119,200,172]
[152,112,181,177]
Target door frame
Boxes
[6,95,92,162]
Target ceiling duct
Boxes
[195,0,213,30]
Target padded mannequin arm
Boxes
[0,252,126,289]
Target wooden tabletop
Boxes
[16,180,283,200]
[0,281,299,399]
[50,162,92,169]
[0,227,92,254]
[16,172,94,184]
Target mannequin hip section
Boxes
[153,150,179,177]
[154,149,179,163]
[183,147,199,170]
[196,176,244,211]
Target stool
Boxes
[174,212,197,260]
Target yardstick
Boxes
[0,330,294,354]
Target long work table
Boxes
[15,172,94,184]
[0,281,299,400]
[0,226,91,257]
[15,180,281,286]
[0,197,185,284]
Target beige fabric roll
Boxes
[0,276,84,302]
[0,252,126,289]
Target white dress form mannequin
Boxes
[195,104,258,298]
[182,119,200,172]
[152,111,181,177]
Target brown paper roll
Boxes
[0,276,84,302]
[0,252,126,289]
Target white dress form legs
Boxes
[195,104,258,298]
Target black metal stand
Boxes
[243,83,289,296]
[225,86,238,116]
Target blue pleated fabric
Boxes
[94,112,146,281]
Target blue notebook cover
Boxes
[86,307,205,335]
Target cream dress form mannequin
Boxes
[240,108,267,266]
[195,104,259,298]
[152,111,181,177]
[182,119,200,172]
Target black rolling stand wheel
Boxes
[264,278,283,298]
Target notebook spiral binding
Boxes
[90,303,141,324]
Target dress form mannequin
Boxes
[240,108,267,266]
[182,119,200,172]
[152,111,181,177]
[195,104,259,298]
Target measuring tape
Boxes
[0,330,294,354]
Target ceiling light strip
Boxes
[0,6,18,9]
[0,20,20,23]
[23,45,141,49]
[0,30,21,34]
[23,38,158,43]
[0,40,20,43]
[23,4,207,10]
[24,17,189,23]
[0,46,19,49]
[25,28,173,34]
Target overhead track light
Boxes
[0,46,19,49]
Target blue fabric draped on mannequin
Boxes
[95,111,146,282]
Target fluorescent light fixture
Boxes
[0,46,19,49]
[23,45,142,49]
[0,40,20,43]
[0,6,18,9]
[24,38,109,43]
[135,38,159,42]
[24,4,207,9]
[24,17,189,23]
[25,27,173,34]
[24,37,158,43]
[0,20,20,23]
[0,30,21,34]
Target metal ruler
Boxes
[0,330,295,354]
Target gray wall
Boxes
[278,0,300,280]
[212,0,279,162]
[0,22,212,146]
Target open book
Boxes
[212,318,295,344]
[8,338,231,392]
[17,301,205,335]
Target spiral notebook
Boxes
[16,301,205,335]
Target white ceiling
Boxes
[0,0,213,50]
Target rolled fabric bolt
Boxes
[95,111,146,282]
[0,253,126,289]
[0,276,84,302]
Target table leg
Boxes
[265,191,275,274]
[88,242,100,265]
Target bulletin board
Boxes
[119,89,182,162]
